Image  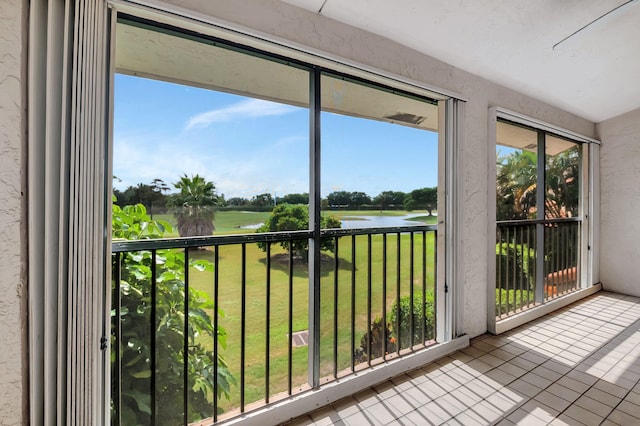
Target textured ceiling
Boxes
[281,0,640,123]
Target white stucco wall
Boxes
[598,108,640,296]
[0,0,26,424]
[151,0,596,337]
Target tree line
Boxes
[114,177,437,215]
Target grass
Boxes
[153,210,272,236]
[185,230,436,413]
[154,209,437,238]
[142,209,437,414]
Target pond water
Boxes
[338,214,428,229]
[240,214,433,230]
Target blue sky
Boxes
[113,74,438,199]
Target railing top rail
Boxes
[111,225,437,252]
[497,217,581,227]
[322,224,436,237]
[111,230,314,252]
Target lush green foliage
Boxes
[326,191,372,208]
[372,191,407,210]
[278,192,309,205]
[389,291,435,349]
[111,201,235,424]
[404,187,437,215]
[495,241,536,291]
[496,147,580,220]
[495,289,535,316]
[353,318,396,362]
[113,179,169,215]
[167,174,220,237]
[256,204,341,257]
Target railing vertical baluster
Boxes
[288,244,293,394]
[113,253,122,426]
[112,225,444,420]
[497,227,502,317]
[213,246,219,423]
[567,223,572,291]
[151,249,157,426]
[409,232,414,349]
[504,227,510,316]
[553,224,559,298]
[544,225,549,299]
[421,231,426,345]
[350,235,356,371]
[561,223,566,294]
[396,232,401,354]
[519,226,524,311]
[333,237,339,377]
[576,223,581,290]
[526,225,531,308]
[513,226,517,312]
[433,229,437,340]
[265,243,271,403]
[382,234,387,359]
[241,243,246,412]
[367,234,372,365]
[184,248,190,425]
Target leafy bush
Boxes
[256,204,341,257]
[112,200,235,424]
[495,288,535,316]
[390,291,435,349]
[495,241,535,291]
[353,318,396,363]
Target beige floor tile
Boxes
[534,390,572,412]
[284,415,314,426]
[497,362,528,379]
[508,377,543,398]
[519,400,560,423]
[562,404,604,426]
[556,376,591,394]
[616,400,640,419]
[605,408,640,425]
[505,407,544,425]
[573,394,614,418]
[593,379,628,398]
[551,414,584,425]
[546,383,581,403]
[521,371,553,389]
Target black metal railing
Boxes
[111,225,437,425]
[496,218,580,318]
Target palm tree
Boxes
[168,174,219,237]
[496,147,580,220]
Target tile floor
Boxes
[286,291,640,425]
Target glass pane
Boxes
[319,73,438,375]
[320,73,439,225]
[496,121,538,220]
[545,135,581,218]
[112,21,310,422]
[114,21,309,237]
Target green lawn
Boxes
[136,209,437,414]
[155,209,437,238]
[185,230,436,414]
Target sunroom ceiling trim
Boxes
[108,0,465,103]
[496,107,601,145]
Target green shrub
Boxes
[256,204,341,257]
[495,288,535,316]
[112,200,235,424]
[495,241,535,291]
[390,291,435,349]
[353,318,396,363]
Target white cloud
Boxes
[185,98,297,130]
